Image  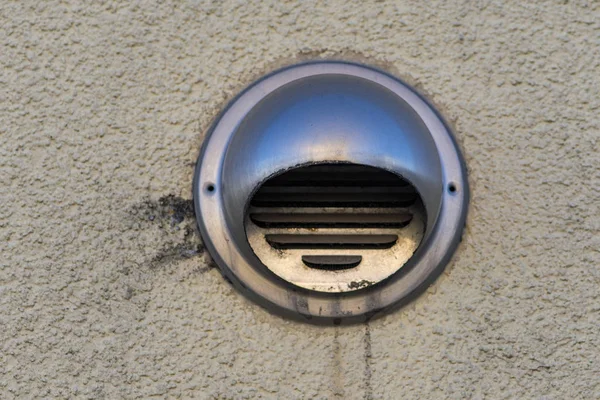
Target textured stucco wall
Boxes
[1,1,599,398]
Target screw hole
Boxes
[448,182,457,193]
[206,183,215,193]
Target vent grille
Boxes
[246,164,425,292]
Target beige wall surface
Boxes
[1,1,599,398]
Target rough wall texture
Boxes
[1,0,599,398]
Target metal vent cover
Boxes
[194,61,469,322]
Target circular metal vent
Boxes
[194,61,468,322]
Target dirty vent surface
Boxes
[246,164,425,293]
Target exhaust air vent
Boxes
[193,61,469,322]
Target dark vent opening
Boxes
[250,212,412,229]
[248,164,421,272]
[302,255,362,270]
[263,164,411,187]
[266,234,399,249]
[252,166,417,208]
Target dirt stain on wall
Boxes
[129,195,209,271]
[363,322,373,400]
[331,327,345,398]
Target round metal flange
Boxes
[193,60,469,322]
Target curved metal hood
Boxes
[222,73,443,246]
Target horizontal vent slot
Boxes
[257,186,415,194]
[266,234,398,249]
[251,192,416,208]
[302,255,362,270]
[250,213,413,228]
